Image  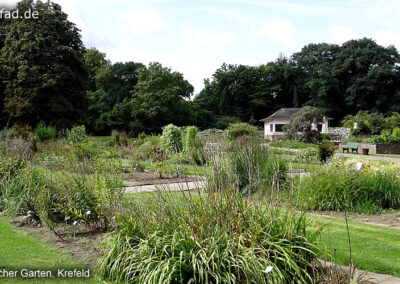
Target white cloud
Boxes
[259,20,294,45]
[0,0,18,8]
[120,9,167,35]
[201,6,249,23]
[374,29,400,50]
[179,28,236,47]
[329,25,358,44]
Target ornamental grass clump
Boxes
[297,162,400,213]
[98,145,319,283]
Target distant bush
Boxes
[160,124,182,152]
[66,125,87,143]
[296,148,318,164]
[318,142,335,162]
[371,127,400,144]
[111,130,128,147]
[183,126,205,165]
[0,127,19,140]
[226,122,258,142]
[34,122,56,142]
[213,115,241,130]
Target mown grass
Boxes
[311,215,400,277]
[0,219,99,283]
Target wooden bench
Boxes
[342,142,360,154]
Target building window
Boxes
[275,124,285,132]
[270,124,273,132]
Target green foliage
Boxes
[265,157,288,186]
[269,140,317,149]
[385,112,400,131]
[213,115,241,130]
[66,125,87,143]
[111,130,128,147]
[0,1,88,126]
[0,127,18,140]
[160,124,182,152]
[286,106,323,143]
[296,148,318,164]
[341,115,355,129]
[298,165,400,213]
[229,137,271,195]
[226,122,259,142]
[318,142,335,162]
[370,127,400,144]
[34,122,57,142]
[99,192,318,283]
[352,111,385,136]
[183,126,205,165]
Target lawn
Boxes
[269,140,318,149]
[0,219,99,283]
[311,215,400,277]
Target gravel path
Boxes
[124,180,206,193]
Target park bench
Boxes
[342,142,360,154]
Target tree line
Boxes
[1,0,400,135]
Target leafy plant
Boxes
[225,122,259,142]
[318,142,335,162]
[160,124,182,152]
[34,122,57,142]
[66,125,87,143]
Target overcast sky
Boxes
[3,0,400,94]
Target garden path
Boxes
[124,180,206,193]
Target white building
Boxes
[260,108,332,140]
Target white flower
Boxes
[65,216,71,221]
[86,210,91,215]
[265,266,274,273]
[73,221,78,226]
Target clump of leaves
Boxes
[66,125,87,143]
[160,124,182,153]
[225,122,259,142]
[34,122,57,142]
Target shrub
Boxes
[370,127,400,144]
[318,142,335,162]
[183,126,205,165]
[213,115,241,130]
[13,124,33,140]
[297,148,318,164]
[286,106,323,143]
[225,122,258,142]
[298,164,400,213]
[34,122,56,142]
[111,130,129,147]
[72,142,97,162]
[160,124,182,153]
[66,125,87,143]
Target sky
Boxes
[2,0,400,95]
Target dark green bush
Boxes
[183,126,205,165]
[111,130,128,147]
[34,122,56,142]
[318,142,335,162]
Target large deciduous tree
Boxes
[0,0,88,127]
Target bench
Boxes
[342,142,360,154]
